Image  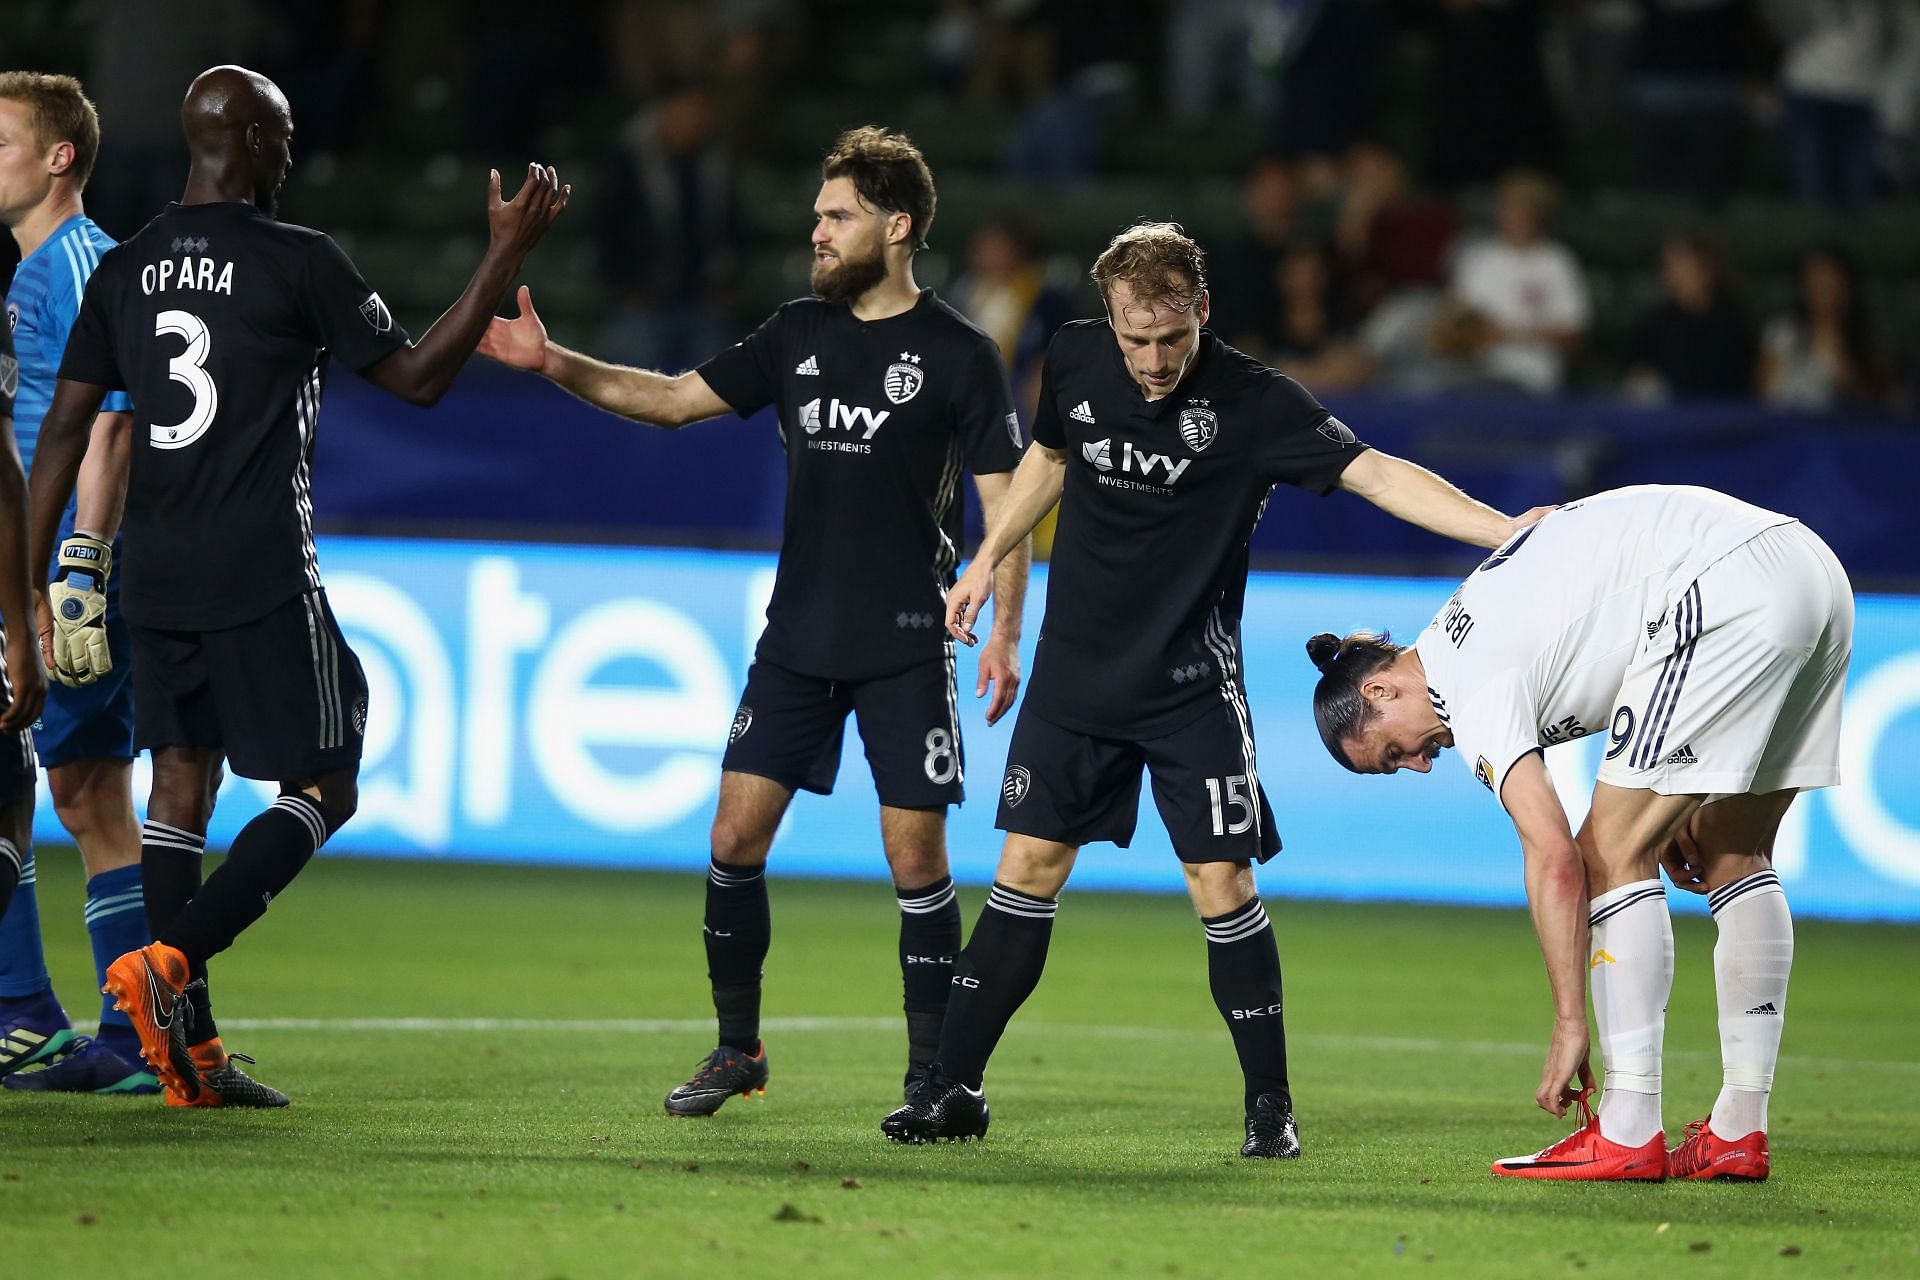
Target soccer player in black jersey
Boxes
[0,320,48,922]
[881,223,1550,1156]
[479,127,1031,1116]
[25,65,567,1107]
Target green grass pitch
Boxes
[3,853,1916,1278]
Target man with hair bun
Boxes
[1307,484,1853,1182]
[881,220,1545,1156]
[482,126,1031,1117]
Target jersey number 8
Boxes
[152,309,218,450]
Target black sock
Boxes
[704,859,769,1054]
[897,875,961,1071]
[157,796,325,969]
[937,883,1057,1089]
[142,819,219,1044]
[1204,897,1290,1113]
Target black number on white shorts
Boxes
[923,728,957,784]
[1605,705,1637,760]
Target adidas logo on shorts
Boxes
[795,355,820,375]
[1068,400,1096,424]
[1664,744,1697,765]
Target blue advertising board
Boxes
[38,537,1920,922]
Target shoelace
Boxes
[1681,1117,1708,1141]
[690,1050,741,1084]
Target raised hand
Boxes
[479,285,551,372]
[487,163,570,261]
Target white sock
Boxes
[1588,879,1672,1147]
[1707,869,1793,1138]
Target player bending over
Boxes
[1307,484,1851,1181]
[880,222,1547,1157]
[482,127,1029,1117]
[26,65,566,1107]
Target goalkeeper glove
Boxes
[48,534,112,687]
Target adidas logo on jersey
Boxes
[1664,744,1698,765]
[795,355,820,375]
[1745,1001,1780,1016]
[1069,400,1096,424]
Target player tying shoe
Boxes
[0,320,51,930]
[880,222,1545,1156]
[0,71,155,1096]
[481,127,1028,1118]
[1307,485,1852,1181]
[26,65,567,1106]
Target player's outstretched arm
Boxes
[947,443,1064,647]
[478,285,733,429]
[0,412,48,732]
[362,163,570,408]
[1337,449,1552,550]
[970,471,1032,725]
[1501,752,1595,1118]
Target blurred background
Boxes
[5,0,1919,919]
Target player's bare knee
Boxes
[709,813,773,868]
[885,844,949,891]
[1184,860,1255,917]
[292,771,359,836]
[995,836,1075,898]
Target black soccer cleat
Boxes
[663,1044,768,1117]
[881,1064,989,1143]
[1241,1093,1301,1159]
[194,1052,291,1108]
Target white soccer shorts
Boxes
[1596,521,1853,798]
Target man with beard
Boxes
[28,64,568,1106]
[480,126,1030,1117]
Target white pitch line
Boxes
[216,1016,1919,1075]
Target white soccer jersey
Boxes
[1413,486,1794,801]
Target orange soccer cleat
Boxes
[1491,1092,1669,1181]
[1670,1116,1769,1181]
[166,1037,290,1109]
[101,943,204,1104]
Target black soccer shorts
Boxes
[131,588,368,782]
[721,655,965,808]
[994,694,1283,864]
[0,625,38,805]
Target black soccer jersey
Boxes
[1026,321,1368,739]
[698,289,1022,681]
[58,202,410,630]
[1,320,16,420]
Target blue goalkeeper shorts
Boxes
[32,568,136,767]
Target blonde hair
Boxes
[0,72,101,189]
[1090,222,1207,311]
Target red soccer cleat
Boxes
[1491,1092,1669,1181]
[1670,1116,1769,1181]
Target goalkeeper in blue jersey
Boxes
[0,71,152,1095]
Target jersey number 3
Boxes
[152,309,218,450]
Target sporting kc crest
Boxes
[1002,765,1031,808]
[1178,402,1217,452]
[885,351,924,405]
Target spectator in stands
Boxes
[1623,234,1756,402]
[1430,169,1589,396]
[1333,140,1460,324]
[1760,247,1894,411]
[1265,0,1387,194]
[595,81,739,373]
[1410,0,1562,189]
[1164,0,1282,127]
[1211,156,1302,352]
[1001,0,1150,181]
[1767,0,1915,208]
[1623,0,1775,202]
[1254,239,1376,392]
[949,214,1076,420]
